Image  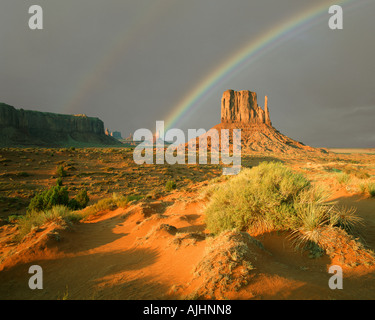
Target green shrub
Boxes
[56,165,67,178]
[165,180,177,191]
[368,183,375,197]
[28,185,69,213]
[56,177,63,186]
[205,162,312,235]
[127,194,143,202]
[205,162,365,257]
[27,185,90,212]
[69,189,90,210]
[16,172,30,177]
[7,215,21,223]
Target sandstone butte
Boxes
[195,89,327,154]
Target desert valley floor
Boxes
[0,147,375,300]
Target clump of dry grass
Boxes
[359,181,375,197]
[16,205,80,241]
[291,203,363,247]
[329,205,364,234]
[79,192,133,218]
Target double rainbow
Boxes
[63,0,367,132]
[163,0,360,132]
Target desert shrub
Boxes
[336,172,351,185]
[16,172,30,177]
[205,162,365,256]
[28,185,70,213]
[353,171,370,180]
[17,205,80,240]
[7,215,21,223]
[127,194,143,202]
[294,202,328,245]
[56,165,67,178]
[75,188,90,207]
[56,177,63,186]
[112,192,130,207]
[368,183,375,197]
[292,203,363,249]
[328,206,363,234]
[205,162,312,235]
[28,185,90,213]
[359,182,367,193]
[343,166,370,180]
[359,181,375,197]
[80,193,130,217]
[69,189,90,210]
[165,180,177,191]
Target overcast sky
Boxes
[1,0,374,148]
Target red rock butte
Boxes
[221,89,271,126]
[199,89,327,154]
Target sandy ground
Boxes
[0,186,374,300]
[1,148,375,300]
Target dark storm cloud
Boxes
[0,0,374,147]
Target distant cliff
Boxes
[0,103,121,147]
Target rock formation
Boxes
[192,89,326,155]
[221,89,271,125]
[111,131,122,140]
[0,102,121,147]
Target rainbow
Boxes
[163,0,362,132]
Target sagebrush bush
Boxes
[56,177,63,186]
[165,180,177,191]
[69,189,90,210]
[56,165,67,178]
[205,162,364,254]
[205,162,312,234]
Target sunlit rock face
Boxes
[221,90,271,126]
